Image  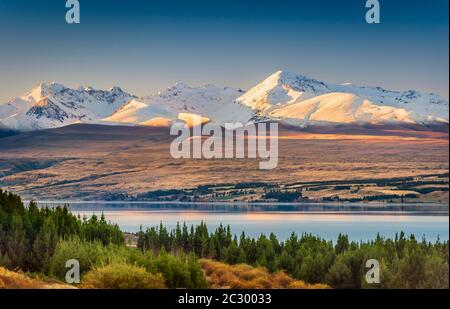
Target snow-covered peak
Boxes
[77,85,95,92]
[105,83,255,127]
[46,82,65,92]
[171,82,190,89]
[1,71,448,131]
[28,82,67,97]
[156,82,236,98]
[0,83,135,131]
[109,86,124,93]
[23,83,52,103]
[271,70,330,93]
[236,70,448,126]
[236,70,329,111]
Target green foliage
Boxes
[0,189,123,273]
[48,237,206,288]
[264,190,301,202]
[138,222,449,289]
[1,190,448,289]
[49,237,110,278]
[1,190,207,289]
[155,250,207,289]
[325,255,355,289]
[81,262,166,289]
[138,189,187,200]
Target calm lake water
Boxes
[38,202,449,242]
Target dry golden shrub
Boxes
[81,263,166,289]
[272,271,294,288]
[0,267,74,289]
[288,281,330,289]
[199,259,330,289]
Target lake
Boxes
[38,202,449,242]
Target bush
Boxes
[325,258,353,289]
[49,238,206,289]
[81,263,166,289]
[199,259,329,289]
[155,251,207,289]
[49,237,114,279]
[263,190,301,202]
[0,190,123,273]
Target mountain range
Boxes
[0,71,448,131]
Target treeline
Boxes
[49,238,206,288]
[0,189,123,272]
[138,222,449,288]
[263,190,302,202]
[332,193,419,203]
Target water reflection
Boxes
[43,202,450,242]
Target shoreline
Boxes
[30,200,449,215]
[30,200,449,206]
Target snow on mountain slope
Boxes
[240,70,448,126]
[1,71,447,131]
[0,83,135,131]
[271,92,416,127]
[237,70,330,112]
[104,83,255,126]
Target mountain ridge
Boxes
[1,71,448,131]
[0,82,135,131]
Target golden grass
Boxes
[2,260,329,289]
[0,267,75,289]
[200,259,329,289]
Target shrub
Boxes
[199,259,329,289]
[49,238,109,279]
[325,258,354,289]
[0,267,73,289]
[155,251,207,289]
[0,190,122,273]
[81,263,166,289]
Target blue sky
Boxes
[0,0,448,102]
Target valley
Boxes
[0,70,447,202]
[0,123,448,202]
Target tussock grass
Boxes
[81,262,167,289]
[0,267,74,289]
[200,259,329,289]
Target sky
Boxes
[0,0,448,103]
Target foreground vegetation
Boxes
[1,189,448,289]
[136,221,449,289]
[0,267,74,289]
[200,259,329,289]
[0,190,206,288]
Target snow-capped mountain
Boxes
[103,83,255,126]
[0,83,135,131]
[105,70,447,129]
[237,71,330,112]
[239,71,449,127]
[1,71,448,131]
